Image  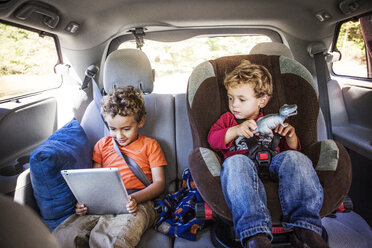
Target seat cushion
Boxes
[30,118,92,230]
[174,228,215,248]
[137,228,173,248]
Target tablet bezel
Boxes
[61,168,129,215]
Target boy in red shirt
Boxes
[54,86,167,248]
[208,60,327,248]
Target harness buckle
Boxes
[255,151,271,177]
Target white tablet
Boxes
[61,168,129,215]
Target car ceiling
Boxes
[0,0,372,50]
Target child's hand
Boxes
[274,123,298,149]
[126,196,137,213]
[75,203,88,216]
[236,119,257,138]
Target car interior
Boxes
[0,0,372,247]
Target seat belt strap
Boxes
[81,65,99,90]
[112,137,151,187]
[314,52,333,139]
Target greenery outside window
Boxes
[0,23,61,101]
[332,17,371,79]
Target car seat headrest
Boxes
[103,49,154,94]
[187,54,319,150]
[250,42,294,59]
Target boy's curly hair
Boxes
[224,60,273,98]
[101,86,146,122]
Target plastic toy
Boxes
[253,104,298,135]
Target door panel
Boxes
[330,77,372,227]
[331,78,372,161]
[0,95,57,195]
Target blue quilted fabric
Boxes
[30,118,92,230]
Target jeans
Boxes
[220,150,323,243]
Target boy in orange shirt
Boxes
[54,86,167,248]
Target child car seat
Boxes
[186,48,352,244]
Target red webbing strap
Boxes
[272,226,292,234]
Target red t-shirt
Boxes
[93,135,167,189]
[208,111,300,159]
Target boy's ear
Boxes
[138,115,146,128]
[259,95,270,108]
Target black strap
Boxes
[314,52,333,139]
[112,137,151,187]
[241,134,280,178]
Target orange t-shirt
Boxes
[92,135,167,189]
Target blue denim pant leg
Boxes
[269,150,324,235]
[221,154,273,243]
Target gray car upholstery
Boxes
[0,194,61,247]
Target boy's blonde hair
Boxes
[101,86,146,122]
[224,60,273,98]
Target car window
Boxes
[332,16,372,79]
[119,35,271,93]
[0,22,61,101]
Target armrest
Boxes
[303,140,352,217]
[188,147,232,221]
[196,147,222,177]
[333,124,372,160]
[13,168,40,215]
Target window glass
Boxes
[332,19,368,78]
[0,23,60,101]
[119,35,271,93]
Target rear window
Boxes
[0,23,61,101]
[332,16,371,79]
[119,35,271,93]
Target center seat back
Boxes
[81,49,176,248]
[81,49,177,193]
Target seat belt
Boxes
[85,65,151,188]
[81,65,99,90]
[313,51,333,139]
[112,137,151,187]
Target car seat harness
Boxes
[235,118,281,178]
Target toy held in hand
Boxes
[253,104,298,135]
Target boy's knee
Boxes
[282,151,311,164]
[224,154,255,170]
[279,151,314,174]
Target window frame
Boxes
[331,13,372,82]
[107,27,283,57]
[106,27,282,94]
[0,20,63,103]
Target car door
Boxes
[0,21,64,196]
[330,13,372,227]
